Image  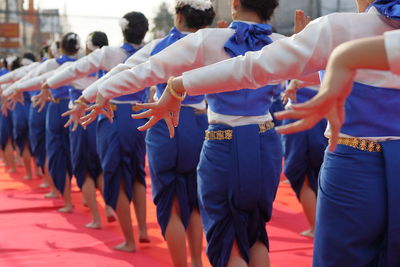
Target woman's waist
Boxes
[208,109,273,127]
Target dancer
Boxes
[135,0,400,266]
[80,1,215,264]
[87,0,281,265]
[45,12,151,251]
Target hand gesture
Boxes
[293,9,311,34]
[80,92,113,127]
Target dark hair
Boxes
[89,31,109,48]
[239,0,279,21]
[10,57,21,70]
[122,12,149,44]
[40,45,49,59]
[2,58,8,69]
[61,32,80,55]
[23,52,36,62]
[175,5,215,29]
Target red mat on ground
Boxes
[0,165,312,267]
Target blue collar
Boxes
[120,43,140,58]
[55,55,77,65]
[371,0,400,20]
[224,21,273,58]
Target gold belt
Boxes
[110,104,141,112]
[51,97,68,104]
[205,121,275,140]
[335,137,382,153]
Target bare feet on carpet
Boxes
[23,175,32,180]
[39,182,49,189]
[114,241,136,252]
[105,206,117,223]
[85,221,101,229]
[139,231,151,243]
[44,191,58,199]
[58,204,73,213]
[300,229,314,238]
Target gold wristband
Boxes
[166,77,186,101]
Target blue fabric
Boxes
[341,82,400,137]
[46,99,72,194]
[0,67,8,76]
[69,121,101,189]
[28,103,47,170]
[12,92,31,155]
[198,124,282,267]
[96,104,147,210]
[0,112,13,150]
[52,55,77,99]
[150,27,204,105]
[314,141,400,266]
[372,0,400,20]
[207,22,275,116]
[146,106,207,236]
[269,84,286,127]
[112,43,148,102]
[282,88,327,199]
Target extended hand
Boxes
[80,92,113,127]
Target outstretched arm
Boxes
[275,35,388,151]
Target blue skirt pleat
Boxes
[12,97,31,155]
[282,118,327,199]
[45,100,72,194]
[28,103,47,170]
[146,106,207,236]
[0,111,13,150]
[96,104,147,210]
[313,141,400,266]
[197,124,282,267]
[69,121,101,189]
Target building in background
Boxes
[0,0,66,56]
[212,0,356,36]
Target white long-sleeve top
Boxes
[0,62,40,85]
[384,29,400,75]
[45,42,160,103]
[97,23,285,126]
[3,61,95,96]
[180,8,400,139]
[182,8,400,95]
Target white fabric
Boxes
[182,8,399,94]
[384,29,400,75]
[0,62,39,85]
[179,9,400,137]
[80,40,161,102]
[97,24,285,126]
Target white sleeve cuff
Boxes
[384,30,400,75]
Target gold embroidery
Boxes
[336,137,382,153]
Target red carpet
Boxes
[0,164,312,267]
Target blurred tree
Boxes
[152,2,174,39]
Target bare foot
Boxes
[23,175,32,180]
[139,231,150,243]
[105,206,117,223]
[39,183,50,189]
[58,204,73,213]
[300,229,314,238]
[85,221,101,229]
[7,168,17,173]
[44,191,58,199]
[114,241,136,252]
[282,179,290,184]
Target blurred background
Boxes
[0,0,356,56]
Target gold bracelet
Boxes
[166,77,186,101]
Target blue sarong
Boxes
[146,106,207,236]
[281,118,327,199]
[313,141,400,266]
[45,99,72,194]
[69,122,101,189]
[0,112,13,150]
[96,104,147,210]
[12,94,31,155]
[28,103,47,170]
[198,124,282,267]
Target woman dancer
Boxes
[135,1,400,266]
